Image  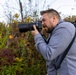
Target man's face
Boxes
[41,13,54,33]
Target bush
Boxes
[0,21,46,75]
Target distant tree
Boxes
[64,15,76,22]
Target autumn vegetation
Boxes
[0,13,76,75]
[0,13,46,75]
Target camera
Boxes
[18,21,42,33]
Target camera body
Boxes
[18,21,42,33]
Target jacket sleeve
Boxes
[34,27,74,61]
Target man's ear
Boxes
[52,15,57,22]
[53,15,56,20]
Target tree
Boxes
[64,15,76,22]
[0,0,58,23]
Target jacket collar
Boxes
[57,19,64,25]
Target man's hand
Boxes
[31,25,39,36]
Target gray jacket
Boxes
[34,19,76,75]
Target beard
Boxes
[44,27,54,33]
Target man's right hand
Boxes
[31,25,39,36]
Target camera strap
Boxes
[53,28,76,70]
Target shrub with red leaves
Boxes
[0,48,15,66]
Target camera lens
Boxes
[18,21,42,33]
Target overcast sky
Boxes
[0,0,76,23]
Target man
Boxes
[31,9,76,75]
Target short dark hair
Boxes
[40,9,61,19]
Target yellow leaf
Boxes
[25,16,32,23]
[14,13,19,18]
[9,35,14,39]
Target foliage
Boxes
[0,14,46,75]
[64,15,76,22]
[1,12,76,75]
